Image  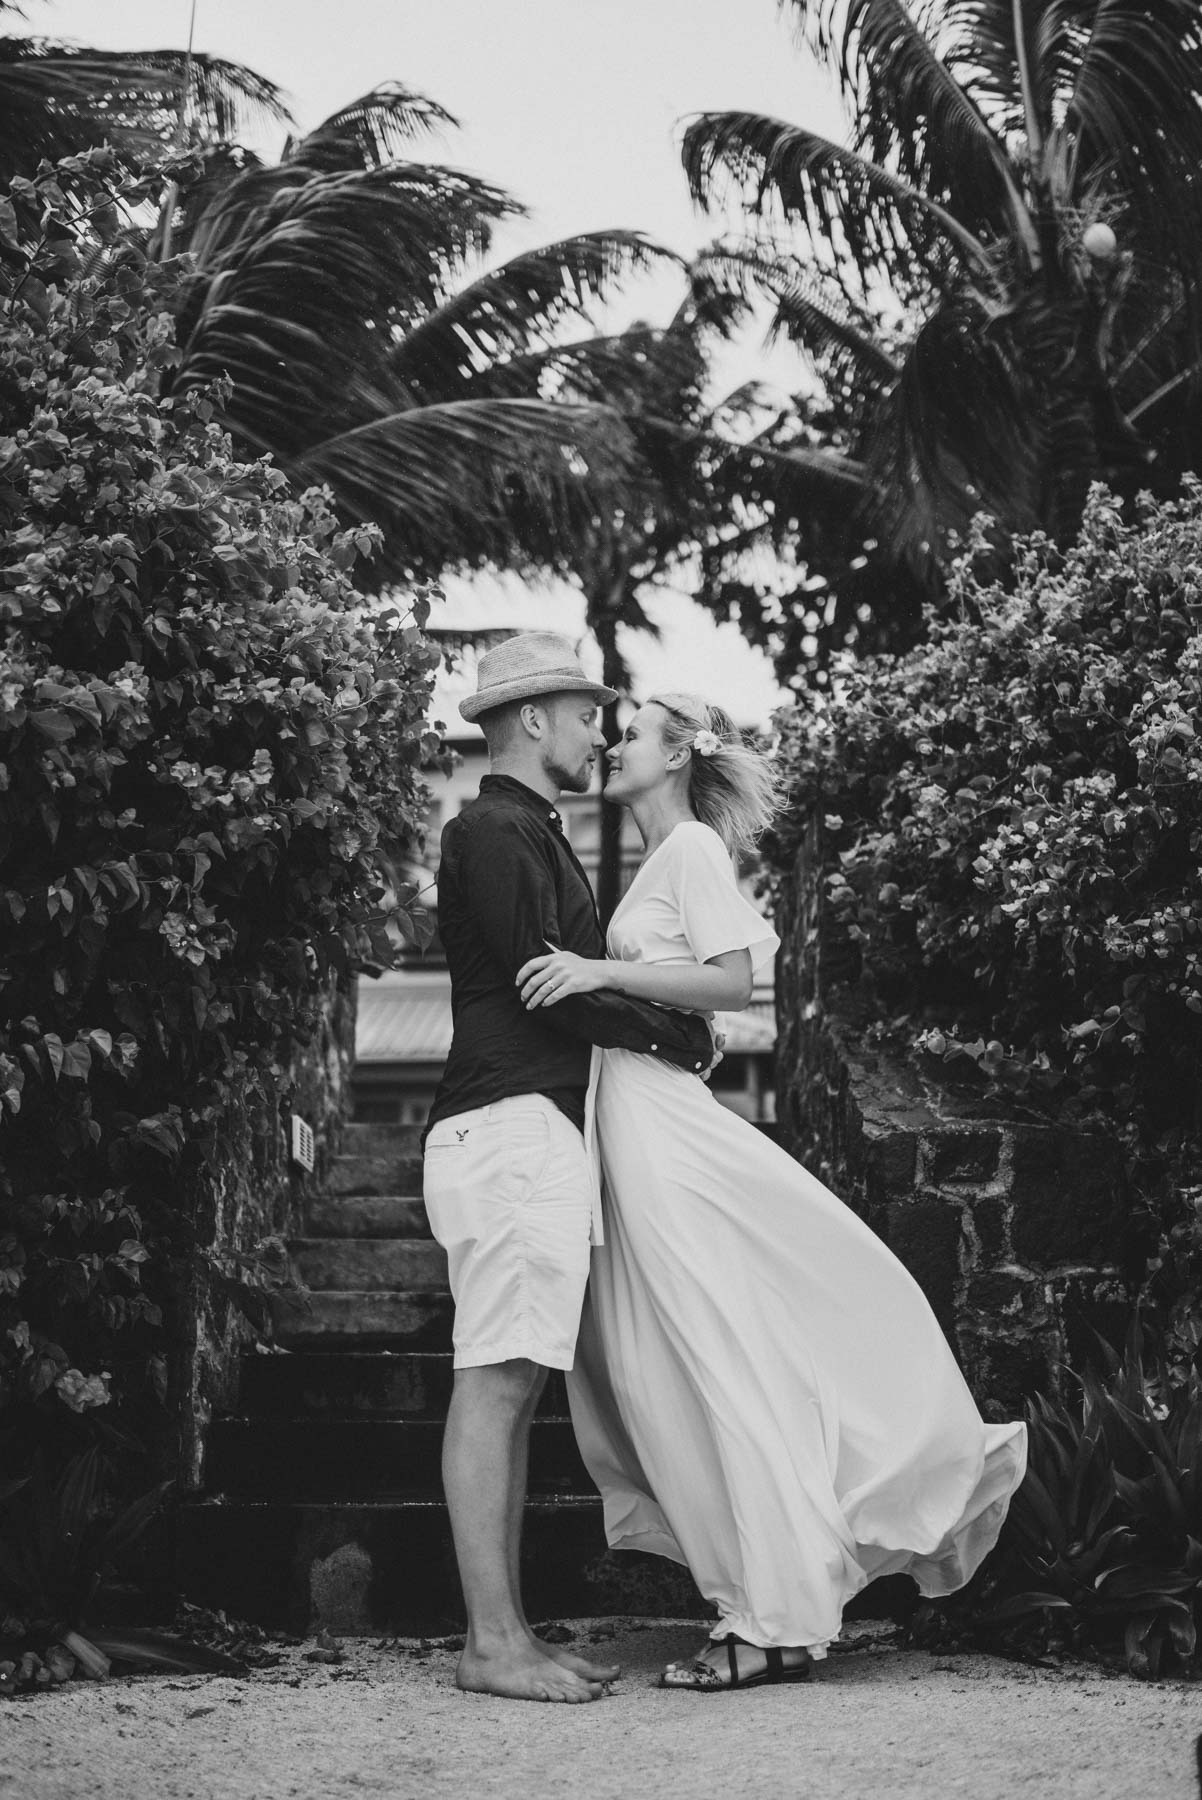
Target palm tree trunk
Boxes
[591,601,626,929]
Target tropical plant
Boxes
[0,154,439,1526]
[685,0,1202,673]
[0,1,286,183]
[912,1322,1202,1679]
[151,84,689,588]
[768,482,1202,1145]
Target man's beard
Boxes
[547,755,593,795]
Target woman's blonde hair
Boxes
[646,692,780,859]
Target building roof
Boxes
[355,972,775,1065]
[356,972,454,1064]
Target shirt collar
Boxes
[480,772,565,833]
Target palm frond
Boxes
[136,49,291,141]
[387,231,679,399]
[1067,1,1202,209]
[462,326,706,412]
[0,40,289,182]
[794,0,1030,252]
[872,296,1041,558]
[292,398,638,577]
[284,83,455,172]
[681,109,992,300]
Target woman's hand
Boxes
[517,947,610,1008]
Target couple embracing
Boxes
[421,632,1027,1703]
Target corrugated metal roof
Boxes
[356,973,453,1064]
[718,1003,776,1054]
[355,974,776,1065]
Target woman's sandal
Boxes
[660,1633,814,1692]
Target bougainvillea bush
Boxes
[772,483,1202,1152]
[0,156,440,1515]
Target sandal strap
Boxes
[725,1634,740,1689]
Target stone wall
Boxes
[774,820,1130,1414]
[173,979,356,1486]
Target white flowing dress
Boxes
[566,821,1027,1657]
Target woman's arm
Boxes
[517,947,753,1014]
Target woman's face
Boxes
[604,703,679,804]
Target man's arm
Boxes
[461,813,713,1071]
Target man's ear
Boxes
[518,701,546,740]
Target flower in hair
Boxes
[692,728,721,758]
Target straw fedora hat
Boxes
[459,631,618,722]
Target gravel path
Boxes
[6,1620,1199,1800]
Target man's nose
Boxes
[592,727,607,748]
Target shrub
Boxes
[0,155,441,1501]
[770,484,1202,1150]
[911,1324,1202,1679]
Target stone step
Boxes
[204,1416,589,1500]
[326,1123,425,1199]
[271,1289,453,1348]
[342,1122,425,1157]
[175,1496,706,1635]
[289,1237,448,1293]
[304,1195,431,1239]
[237,1351,569,1420]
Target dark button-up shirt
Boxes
[426,773,713,1135]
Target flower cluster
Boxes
[770,483,1202,1137]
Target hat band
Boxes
[477,663,591,692]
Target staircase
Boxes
[175,1123,662,1636]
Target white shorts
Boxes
[423,1095,593,1371]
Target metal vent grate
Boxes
[290,1115,315,1172]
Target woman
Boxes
[516,695,1027,1691]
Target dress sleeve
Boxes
[669,823,780,975]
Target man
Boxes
[423,632,715,1704]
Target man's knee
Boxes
[452,1358,548,1413]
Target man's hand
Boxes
[703,1024,726,1081]
[517,947,610,1009]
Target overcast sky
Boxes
[35,0,848,722]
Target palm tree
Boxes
[159,87,689,586]
[467,260,864,911]
[0,4,285,182]
[683,0,1202,662]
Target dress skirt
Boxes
[566,1048,1028,1657]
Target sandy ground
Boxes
[5,1620,1199,1800]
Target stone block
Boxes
[1056,1278,1133,1372]
[965,1271,1032,1318]
[862,1130,918,1200]
[958,1333,1053,1414]
[1010,1128,1126,1267]
[971,1195,1010,1264]
[922,1129,1002,1185]
[883,1200,962,1335]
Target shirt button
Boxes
[694,1061,703,1070]
[650,1042,658,1051]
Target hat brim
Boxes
[459,673,619,722]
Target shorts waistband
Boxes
[437,1094,561,1127]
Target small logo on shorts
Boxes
[456,1128,469,1141]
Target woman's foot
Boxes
[457,1639,608,1703]
[661,1635,813,1690]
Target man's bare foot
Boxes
[456,1642,607,1703]
[538,1640,621,1684]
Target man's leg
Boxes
[500,1372,622,1685]
[443,1358,604,1702]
